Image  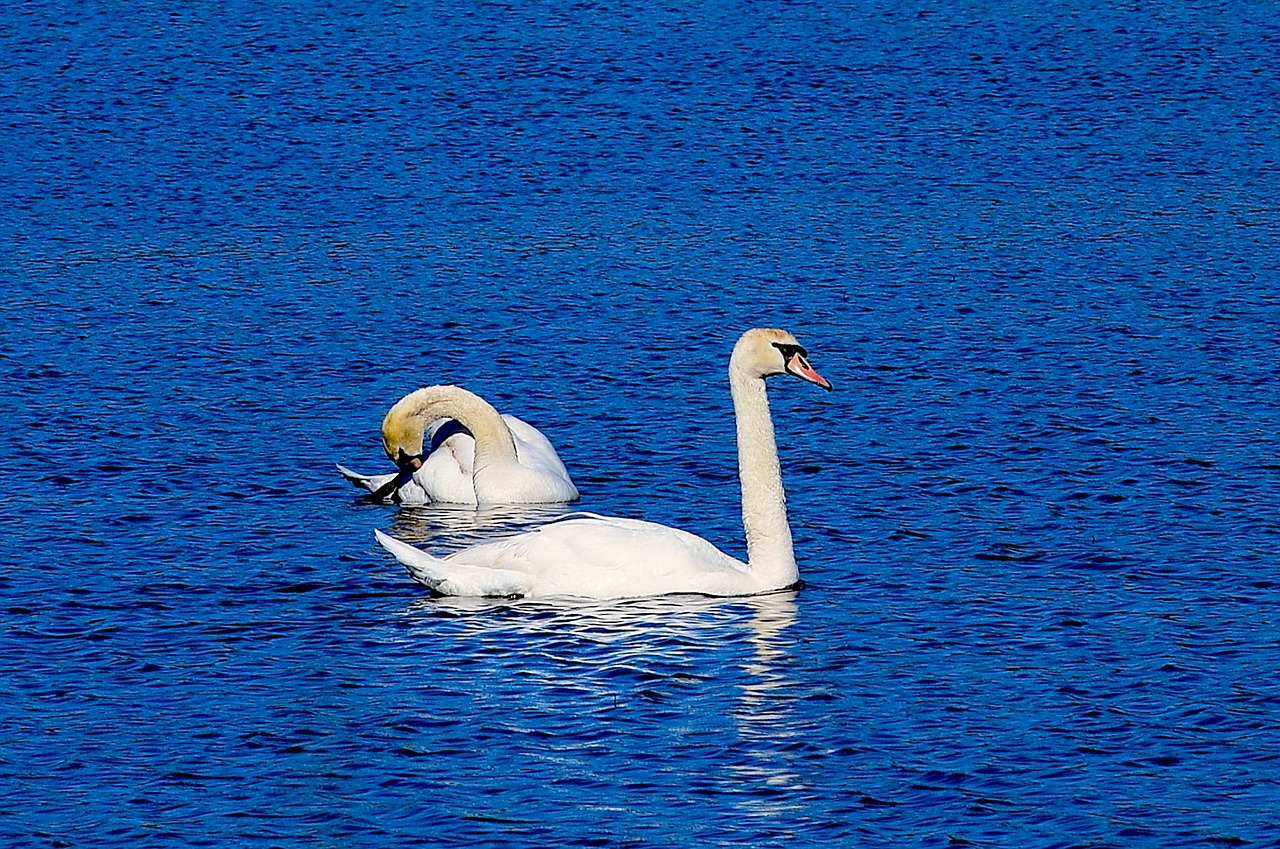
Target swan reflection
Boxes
[737,591,799,718]
[731,592,811,817]
[387,502,574,545]
[399,589,807,816]
[403,586,796,648]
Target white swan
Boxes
[337,385,579,505]
[374,328,831,599]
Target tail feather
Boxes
[374,530,531,597]
[336,464,395,493]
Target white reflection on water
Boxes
[403,588,790,643]
[387,502,574,546]
[399,582,807,819]
[731,592,811,817]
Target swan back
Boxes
[405,514,757,599]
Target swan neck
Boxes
[729,367,797,586]
[382,386,518,470]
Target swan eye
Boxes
[771,342,807,363]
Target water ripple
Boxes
[4,0,1280,846]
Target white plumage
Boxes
[376,513,751,598]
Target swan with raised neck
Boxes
[373,328,831,599]
[337,385,578,505]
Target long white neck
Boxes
[382,386,518,474]
[729,365,798,588]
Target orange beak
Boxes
[786,354,832,391]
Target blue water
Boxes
[3,1,1280,845]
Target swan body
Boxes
[375,328,831,599]
[338,386,578,505]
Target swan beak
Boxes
[786,354,832,391]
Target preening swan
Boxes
[337,385,579,505]
[374,328,831,599]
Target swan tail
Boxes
[374,530,531,598]
[338,464,425,503]
[336,464,394,493]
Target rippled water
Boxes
[3,1,1280,846]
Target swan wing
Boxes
[435,514,749,599]
[412,416,574,504]
[503,415,580,501]
[504,415,573,478]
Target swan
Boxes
[337,385,579,505]
[374,328,831,599]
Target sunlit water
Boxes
[3,1,1280,846]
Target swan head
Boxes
[732,328,832,390]
[382,408,470,465]
[382,403,427,467]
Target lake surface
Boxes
[3,1,1280,846]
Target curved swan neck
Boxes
[382,386,518,469]
[729,364,798,586]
